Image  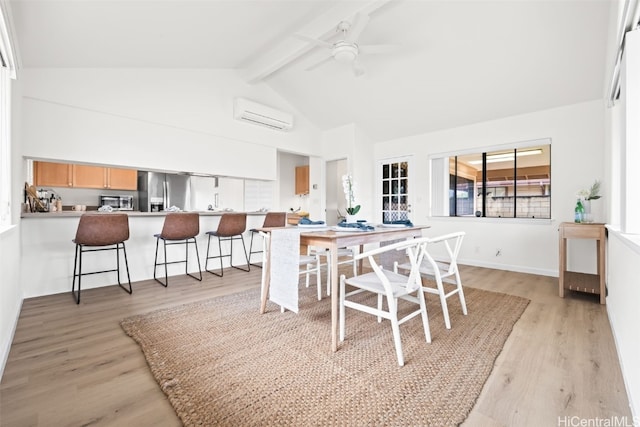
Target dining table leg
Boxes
[330,242,339,352]
[259,236,271,314]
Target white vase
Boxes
[346,214,357,223]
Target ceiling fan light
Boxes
[332,43,358,63]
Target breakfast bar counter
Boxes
[20,211,270,298]
[21,210,270,218]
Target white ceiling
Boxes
[9,0,613,142]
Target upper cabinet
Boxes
[73,164,106,189]
[33,161,73,187]
[106,168,138,190]
[295,165,309,195]
[34,161,137,190]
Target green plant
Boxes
[587,180,601,200]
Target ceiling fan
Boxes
[294,12,395,77]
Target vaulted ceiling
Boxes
[9,0,613,142]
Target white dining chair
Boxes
[308,246,358,296]
[340,238,431,367]
[395,231,467,329]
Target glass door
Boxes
[379,157,412,223]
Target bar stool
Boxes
[248,212,287,267]
[72,213,132,304]
[205,212,250,277]
[154,212,202,287]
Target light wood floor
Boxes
[0,265,632,426]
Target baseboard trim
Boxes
[0,296,23,383]
[458,258,557,278]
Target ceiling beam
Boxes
[241,0,394,84]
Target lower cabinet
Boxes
[34,161,137,190]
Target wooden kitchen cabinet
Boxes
[33,161,73,187]
[34,161,137,190]
[106,167,137,190]
[73,164,107,189]
[295,165,309,195]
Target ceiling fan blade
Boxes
[293,33,332,49]
[359,44,398,55]
[345,12,370,43]
[301,51,333,71]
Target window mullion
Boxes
[482,153,487,217]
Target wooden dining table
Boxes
[258,224,430,352]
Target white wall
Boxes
[606,232,640,417]
[1,76,23,381]
[19,69,322,180]
[0,226,20,381]
[374,100,605,276]
[321,123,374,223]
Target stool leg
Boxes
[72,244,81,304]
[163,240,169,286]
[119,242,133,294]
[231,235,250,272]
[153,237,168,287]
[193,238,202,281]
[185,238,203,282]
[249,231,263,268]
[184,238,189,276]
[205,233,223,277]
[116,243,121,285]
[217,237,224,276]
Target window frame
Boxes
[0,3,17,230]
[429,138,552,220]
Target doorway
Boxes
[325,158,347,226]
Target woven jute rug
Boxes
[121,285,529,426]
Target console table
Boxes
[558,222,606,304]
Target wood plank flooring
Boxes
[0,265,632,426]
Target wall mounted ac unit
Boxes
[233,98,294,131]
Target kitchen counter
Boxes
[20,211,273,298]
[21,210,271,218]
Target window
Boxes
[0,4,17,228]
[380,158,411,222]
[0,66,10,226]
[431,139,551,219]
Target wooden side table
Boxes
[558,222,606,304]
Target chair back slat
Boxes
[262,212,287,228]
[160,212,200,240]
[422,232,465,278]
[216,213,247,237]
[74,213,129,246]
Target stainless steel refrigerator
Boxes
[138,171,191,212]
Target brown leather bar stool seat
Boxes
[72,213,132,304]
[154,212,202,287]
[205,212,250,277]
[248,212,287,268]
